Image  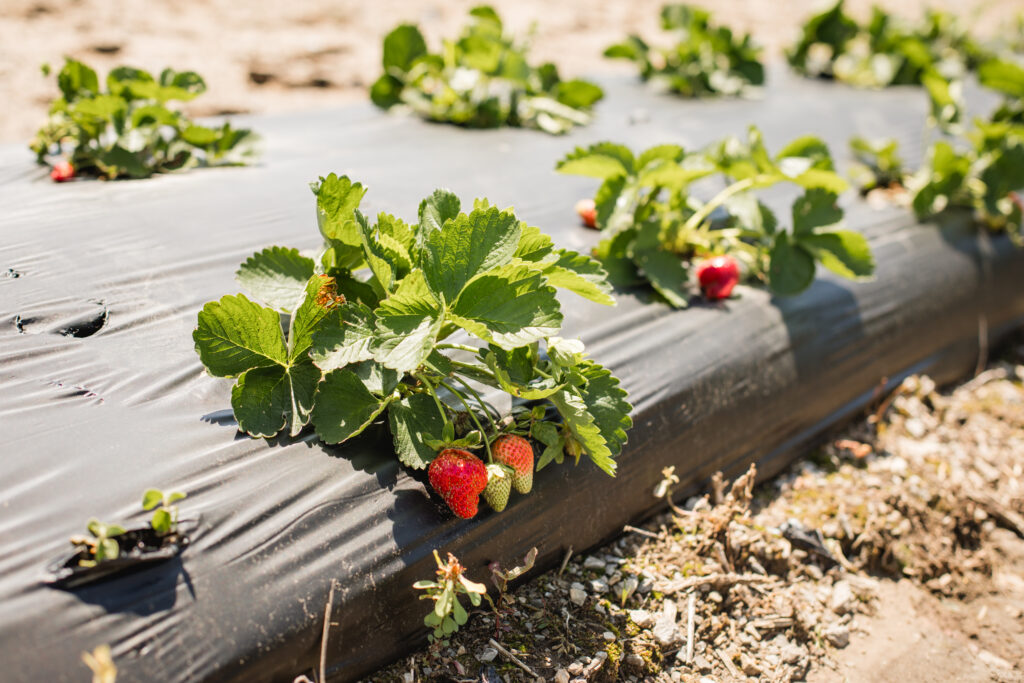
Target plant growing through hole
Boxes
[371,6,603,134]
[604,3,764,98]
[848,136,908,194]
[194,174,632,519]
[142,488,187,535]
[414,550,489,642]
[556,127,875,304]
[31,58,257,180]
[71,520,126,568]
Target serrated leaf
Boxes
[312,174,367,246]
[526,249,614,306]
[310,302,378,371]
[231,360,320,438]
[418,189,462,237]
[357,211,395,293]
[531,420,560,446]
[286,276,342,363]
[768,237,816,296]
[775,135,834,170]
[420,206,521,302]
[349,359,401,396]
[482,348,563,399]
[556,142,634,179]
[637,158,715,189]
[235,247,316,313]
[450,264,562,349]
[389,393,447,469]
[800,230,875,280]
[594,175,630,232]
[514,224,555,262]
[58,59,100,100]
[312,369,391,443]
[637,144,685,170]
[374,270,442,373]
[631,245,689,308]
[789,168,849,194]
[549,389,615,475]
[792,189,843,234]
[194,294,287,377]
[577,360,632,458]
[726,193,778,234]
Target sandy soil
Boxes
[1,0,1021,143]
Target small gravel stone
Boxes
[653,601,681,647]
[554,669,570,683]
[824,624,850,649]
[569,583,587,606]
[805,564,824,580]
[831,580,855,615]
[693,654,713,673]
[602,631,615,642]
[568,661,584,675]
[478,647,498,662]
[590,578,609,594]
[707,591,723,603]
[624,653,645,669]
[583,556,606,571]
[638,578,655,594]
[628,609,655,628]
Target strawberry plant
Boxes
[70,520,126,568]
[193,175,632,519]
[142,488,187,535]
[604,4,764,98]
[31,58,257,180]
[414,550,489,642]
[848,136,907,194]
[787,2,988,90]
[557,128,874,304]
[371,6,603,134]
[905,63,1024,243]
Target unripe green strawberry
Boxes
[491,434,534,494]
[428,449,488,519]
[483,464,512,512]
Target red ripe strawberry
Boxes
[491,434,534,494]
[483,465,512,512]
[575,198,597,229]
[695,255,740,300]
[50,160,75,183]
[428,449,488,519]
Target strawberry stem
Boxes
[450,373,500,434]
[440,380,493,462]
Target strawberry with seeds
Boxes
[491,434,534,494]
[428,449,488,519]
[483,464,513,512]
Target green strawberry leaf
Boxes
[799,230,874,280]
[525,249,615,306]
[312,369,391,443]
[382,24,428,72]
[577,359,633,459]
[792,189,843,235]
[549,388,615,475]
[231,360,320,437]
[978,59,1024,98]
[514,224,555,262]
[373,270,442,373]
[556,142,635,179]
[768,237,816,296]
[449,264,562,349]
[194,294,288,377]
[389,393,447,469]
[418,189,462,237]
[235,247,315,313]
[420,206,521,302]
[554,80,604,109]
[312,174,367,246]
[310,302,378,371]
[288,276,342,363]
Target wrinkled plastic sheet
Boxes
[2,69,1023,682]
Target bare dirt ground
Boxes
[1,0,1021,143]
[367,347,1024,682]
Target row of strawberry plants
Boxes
[849,59,1024,244]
